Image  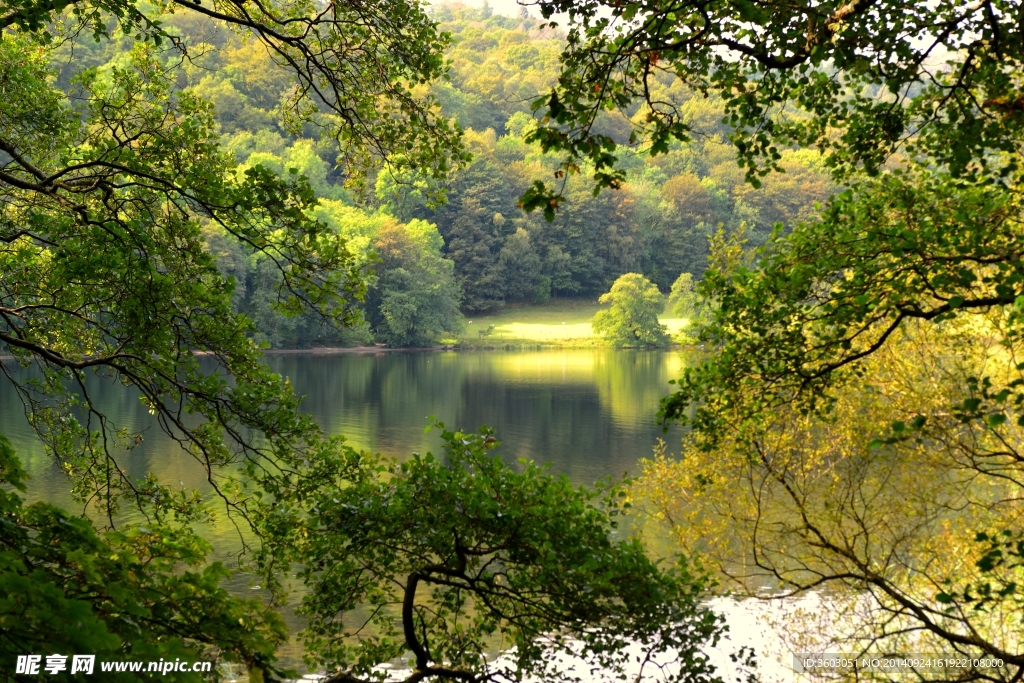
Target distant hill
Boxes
[47,2,835,346]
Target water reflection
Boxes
[269,349,684,483]
[2,350,685,503]
[0,350,687,674]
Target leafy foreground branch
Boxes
[1,423,739,683]
[636,318,1024,680]
[523,0,1024,208]
[0,433,286,679]
[274,424,737,683]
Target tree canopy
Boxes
[1,0,466,187]
[93,3,835,324]
[292,425,727,683]
[592,273,669,347]
[526,0,1023,198]
[0,434,285,680]
[666,272,713,344]
[526,0,1024,677]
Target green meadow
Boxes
[457,299,688,345]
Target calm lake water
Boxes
[1,349,690,675]
[2,349,686,506]
[1,350,812,682]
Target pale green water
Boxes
[0,349,686,674]
[2,350,686,505]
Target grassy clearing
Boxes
[456,299,688,346]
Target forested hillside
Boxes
[48,2,835,347]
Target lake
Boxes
[0,349,688,673]
[0,349,814,682]
[1,349,686,507]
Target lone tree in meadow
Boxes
[592,273,669,347]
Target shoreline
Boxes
[247,342,677,353]
[1,343,680,363]
[261,345,447,354]
[0,346,447,362]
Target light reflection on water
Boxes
[1,350,690,676]
[2,350,686,508]
[0,353,933,683]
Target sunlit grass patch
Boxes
[489,321,595,341]
[461,299,689,344]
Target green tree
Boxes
[292,424,732,683]
[524,0,1024,205]
[432,159,512,313]
[667,272,714,344]
[497,226,542,301]
[524,0,1024,677]
[663,174,715,225]
[592,273,669,346]
[365,219,463,347]
[0,434,285,681]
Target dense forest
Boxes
[46,3,835,347]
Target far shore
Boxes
[1,342,684,363]
[0,347,441,362]
[1,302,689,361]
[259,345,448,354]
